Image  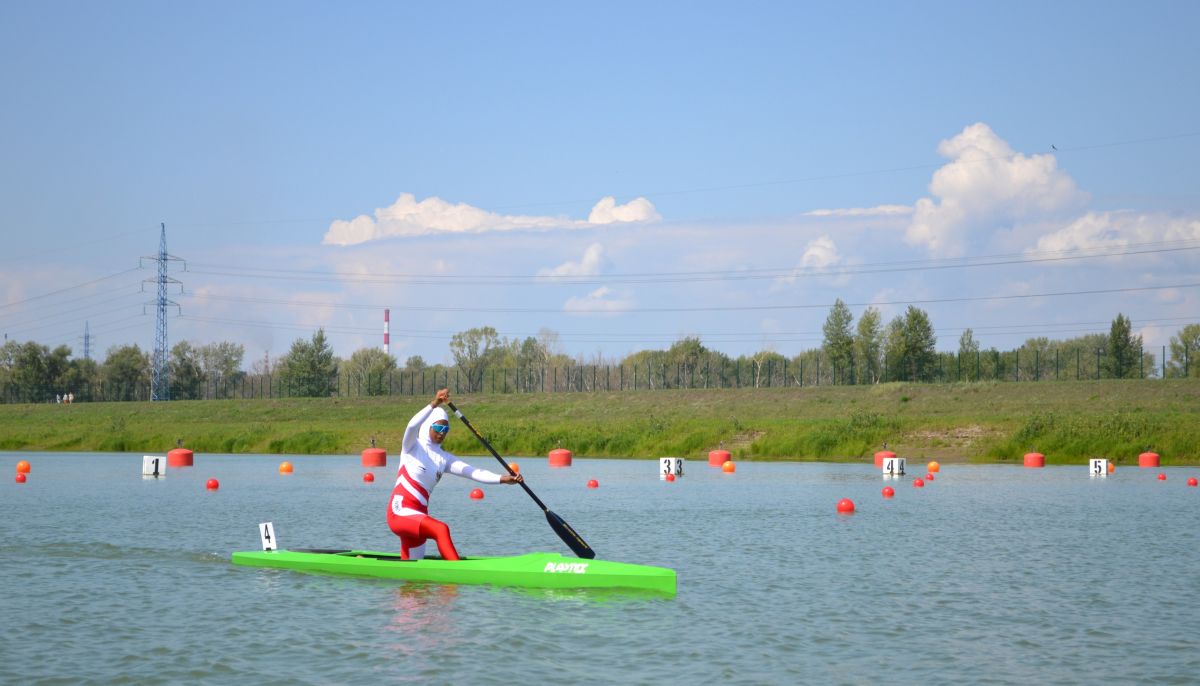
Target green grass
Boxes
[1,379,1198,464]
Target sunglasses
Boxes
[430,423,450,435]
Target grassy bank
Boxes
[1,380,1198,464]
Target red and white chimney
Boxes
[383,308,390,355]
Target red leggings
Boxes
[387,513,460,561]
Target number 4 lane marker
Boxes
[259,522,277,551]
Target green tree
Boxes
[341,347,397,396]
[884,306,937,381]
[102,344,151,401]
[822,299,855,384]
[1167,323,1200,378]
[278,329,338,397]
[854,307,883,384]
[1106,313,1141,379]
[169,341,205,400]
[958,328,980,381]
[449,326,502,392]
[404,355,427,372]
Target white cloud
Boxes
[537,243,609,278]
[563,286,633,315]
[774,235,842,288]
[1029,211,1200,266]
[906,123,1088,256]
[587,196,661,224]
[323,193,659,245]
[805,205,913,217]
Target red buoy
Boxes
[882,486,894,498]
[1023,452,1045,468]
[361,448,387,468]
[836,498,855,514]
[363,472,375,483]
[168,448,194,468]
[913,478,925,488]
[548,449,573,468]
[206,478,219,490]
[469,488,484,499]
[587,479,599,488]
[1139,452,1161,468]
[1157,473,1167,481]
[925,473,935,481]
[708,450,731,467]
[665,473,676,482]
[15,472,27,484]
[874,450,896,469]
[1187,478,1198,487]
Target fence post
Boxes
[1096,349,1101,380]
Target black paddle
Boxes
[447,401,596,560]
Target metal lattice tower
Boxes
[83,321,91,361]
[141,223,184,401]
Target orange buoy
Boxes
[1023,452,1045,468]
[206,478,219,490]
[1139,452,1160,468]
[16,460,31,474]
[882,486,895,498]
[1108,461,1116,474]
[927,461,940,473]
[587,479,599,488]
[361,448,387,468]
[509,462,520,474]
[913,478,925,488]
[279,461,294,474]
[469,488,484,499]
[167,448,193,468]
[874,450,897,469]
[836,498,855,514]
[548,449,573,467]
[708,450,731,467]
[363,472,375,483]
[15,472,27,484]
[722,461,736,473]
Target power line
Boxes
[0,268,141,311]
[185,281,1200,314]
[183,238,1200,287]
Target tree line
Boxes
[1,309,1197,402]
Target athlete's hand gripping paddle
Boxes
[447,402,596,560]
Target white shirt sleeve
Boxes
[403,404,434,453]
[446,458,503,484]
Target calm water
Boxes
[2,451,1198,685]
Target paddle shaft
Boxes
[446,402,595,559]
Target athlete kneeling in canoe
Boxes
[387,388,523,560]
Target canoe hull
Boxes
[231,549,676,595]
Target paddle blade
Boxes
[545,509,595,559]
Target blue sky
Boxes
[2,1,1198,367]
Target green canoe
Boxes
[231,549,676,595]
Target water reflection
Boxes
[384,583,462,656]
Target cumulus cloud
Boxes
[1031,210,1200,255]
[538,243,609,278]
[906,123,1088,256]
[323,193,659,245]
[805,205,913,217]
[563,286,633,315]
[587,196,661,224]
[774,235,842,288]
